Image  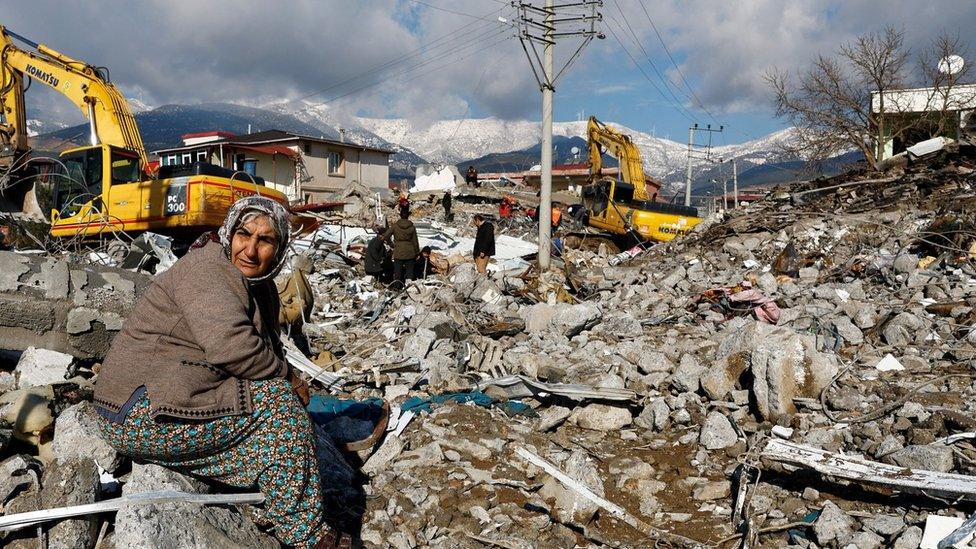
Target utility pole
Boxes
[722,178,728,211]
[732,158,738,209]
[683,123,723,207]
[539,0,553,268]
[514,0,603,270]
[683,125,695,207]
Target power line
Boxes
[602,17,698,123]
[315,27,513,106]
[609,0,688,107]
[400,0,502,22]
[297,18,509,104]
[293,4,509,102]
[634,0,717,121]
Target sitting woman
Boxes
[93,196,347,548]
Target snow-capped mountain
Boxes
[26,96,153,137]
[352,115,798,187]
[29,94,811,187]
[264,99,427,176]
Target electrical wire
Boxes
[313,26,513,107]
[446,54,501,143]
[292,4,510,103]
[601,16,698,124]
[634,0,717,122]
[400,0,502,22]
[610,0,688,107]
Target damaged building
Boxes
[152,129,394,203]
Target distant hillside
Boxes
[464,136,619,173]
[461,134,863,193]
[34,103,424,178]
[36,103,330,152]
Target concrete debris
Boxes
[14,347,72,389]
[113,464,276,549]
[39,457,99,549]
[3,143,976,547]
[50,401,123,473]
[699,411,738,450]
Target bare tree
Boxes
[916,32,975,139]
[767,27,910,169]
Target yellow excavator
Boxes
[0,25,286,244]
[582,116,700,243]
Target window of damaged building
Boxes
[327,150,344,176]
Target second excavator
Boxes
[581,116,700,245]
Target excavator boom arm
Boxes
[586,116,649,201]
[0,25,147,168]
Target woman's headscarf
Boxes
[217,196,291,284]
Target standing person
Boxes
[398,189,410,217]
[414,246,435,279]
[364,226,387,282]
[551,202,563,235]
[383,208,420,288]
[472,213,495,274]
[93,196,351,548]
[466,166,479,188]
[442,190,453,222]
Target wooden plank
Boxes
[761,439,976,501]
[0,490,264,532]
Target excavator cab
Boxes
[51,144,144,235]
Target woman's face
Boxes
[230,214,278,278]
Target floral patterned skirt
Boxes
[98,378,326,548]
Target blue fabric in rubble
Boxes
[400,391,536,417]
[306,395,388,532]
[401,391,494,414]
[307,395,386,446]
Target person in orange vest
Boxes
[550,202,563,235]
[499,194,516,218]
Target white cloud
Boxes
[6,0,975,123]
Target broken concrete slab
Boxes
[15,347,72,389]
[813,500,855,546]
[50,401,122,473]
[568,404,632,432]
[0,254,150,358]
[539,450,604,524]
[889,444,955,473]
[0,252,29,292]
[700,412,738,450]
[39,457,99,549]
[114,464,277,549]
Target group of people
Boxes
[363,208,440,287]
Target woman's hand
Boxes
[288,369,310,407]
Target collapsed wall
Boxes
[0,251,150,359]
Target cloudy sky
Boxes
[4,0,976,143]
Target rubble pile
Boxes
[1,144,976,547]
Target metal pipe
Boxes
[86,99,99,146]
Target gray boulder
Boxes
[889,444,954,473]
[569,404,632,432]
[813,500,854,546]
[114,464,278,549]
[51,401,123,473]
[699,412,737,450]
[40,458,99,549]
[670,354,706,393]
